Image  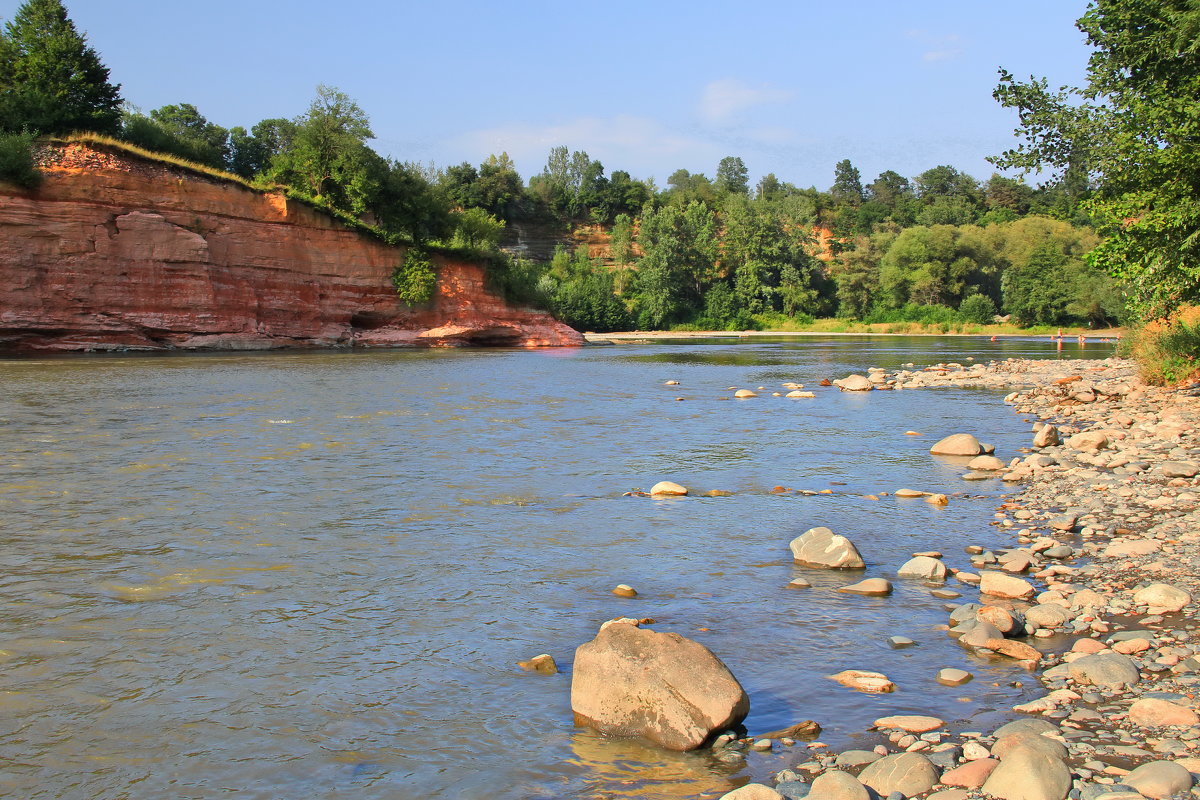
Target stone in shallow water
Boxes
[874,715,944,733]
[838,578,892,596]
[571,622,748,751]
[888,636,916,649]
[897,556,946,581]
[829,669,895,693]
[937,668,972,685]
[649,480,688,496]
[517,654,558,674]
[930,433,984,456]
[790,526,866,569]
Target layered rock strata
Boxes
[0,143,582,352]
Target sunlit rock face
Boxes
[0,143,583,353]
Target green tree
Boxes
[0,0,121,135]
[373,160,453,245]
[830,158,864,204]
[451,206,505,251]
[992,0,1200,318]
[267,85,376,214]
[229,118,295,179]
[959,293,998,324]
[119,103,230,169]
[609,213,634,265]
[715,155,749,195]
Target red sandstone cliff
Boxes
[0,143,583,353]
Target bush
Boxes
[959,294,998,325]
[862,303,964,325]
[0,131,41,188]
[1122,308,1200,385]
[392,248,438,305]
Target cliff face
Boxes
[0,144,583,353]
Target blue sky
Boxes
[5,1,1092,189]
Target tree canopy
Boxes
[992,0,1200,319]
[0,0,121,135]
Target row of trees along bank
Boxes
[4,0,1199,368]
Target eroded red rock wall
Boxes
[0,144,582,352]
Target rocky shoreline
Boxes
[717,357,1200,799]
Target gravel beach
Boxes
[722,356,1200,800]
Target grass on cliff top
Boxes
[48,133,400,245]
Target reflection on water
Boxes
[0,337,1108,799]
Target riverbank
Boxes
[720,357,1200,800]
[586,328,1123,343]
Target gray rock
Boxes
[1161,461,1200,478]
[1124,759,1195,798]
[1068,652,1141,689]
[959,619,1005,648]
[858,752,940,798]
[949,603,983,626]
[790,527,866,569]
[774,781,811,800]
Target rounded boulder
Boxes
[858,752,940,798]
[570,622,749,751]
[790,526,865,569]
[930,433,984,456]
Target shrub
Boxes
[392,248,438,305]
[862,303,964,325]
[959,294,998,325]
[0,131,41,188]
[1122,307,1200,385]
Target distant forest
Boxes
[0,0,1130,333]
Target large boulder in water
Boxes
[929,433,985,456]
[834,374,873,391]
[790,526,866,569]
[570,621,749,751]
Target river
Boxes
[0,336,1110,799]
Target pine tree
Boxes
[0,0,122,135]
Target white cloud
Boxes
[699,78,794,124]
[905,30,964,63]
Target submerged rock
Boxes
[517,654,558,674]
[829,669,895,693]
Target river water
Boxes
[0,336,1109,799]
